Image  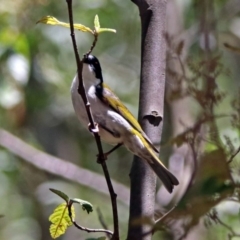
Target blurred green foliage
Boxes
[1,0,240,240]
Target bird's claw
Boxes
[88,122,99,133]
[96,143,123,163]
[96,153,108,163]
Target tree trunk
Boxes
[127,1,167,239]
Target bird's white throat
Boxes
[82,63,101,90]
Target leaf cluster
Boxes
[49,188,93,239]
[160,33,240,239]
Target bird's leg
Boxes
[104,143,123,156]
[96,143,123,162]
[88,123,123,161]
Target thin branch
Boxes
[178,133,199,196]
[187,137,198,189]
[100,161,119,239]
[86,31,98,55]
[65,1,119,238]
[0,129,129,205]
[228,145,240,164]
[97,207,112,240]
[209,209,240,240]
[154,205,176,226]
[67,202,113,236]
[65,0,102,154]
[141,205,177,236]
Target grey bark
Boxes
[127,1,167,239]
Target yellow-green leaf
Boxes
[50,188,69,203]
[71,198,93,214]
[93,15,116,34]
[37,16,93,34]
[155,149,234,232]
[98,28,117,34]
[94,15,100,30]
[73,24,93,33]
[37,16,61,25]
[49,203,75,239]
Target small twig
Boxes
[228,145,240,164]
[100,161,119,239]
[65,0,102,151]
[86,31,98,55]
[189,137,198,185]
[177,54,189,81]
[181,135,199,195]
[67,202,113,236]
[154,205,176,226]
[65,1,119,238]
[218,218,235,236]
[97,207,112,239]
[209,209,240,240]
[141,205,177,237]
[0,129,130,205]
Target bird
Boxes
[71,54,179,193]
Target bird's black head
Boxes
[83,54,103,81]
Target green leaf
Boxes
[156,149,234,231]
[36,16,60,25]
[93,15,116,34]
[37,16,93,34]
[49,203,75,239]
[37,15,116,35]
[49,188,69,203]
[73,24,93,33]
[94,15,100,30]
[98,28,117,34]
[71,198,93,214]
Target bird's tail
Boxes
[127,129,179,193]
[145,152,179,193]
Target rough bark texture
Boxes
[127,1,167,239]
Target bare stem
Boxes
[97,207,112,240]
[209,209,240,240]
[67,203,113,236]
[65,0,119,238]
[0,129,129,205]
[86,31,98,55]
[228,145,240,164]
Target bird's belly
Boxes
[71,84,128,145]
[97,126,122,145]
[91,107,129,145]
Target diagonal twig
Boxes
[228,145,240,164]
[0,128,129,205]
[97,207,112,239]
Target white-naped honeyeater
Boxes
[71,54,179,193]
